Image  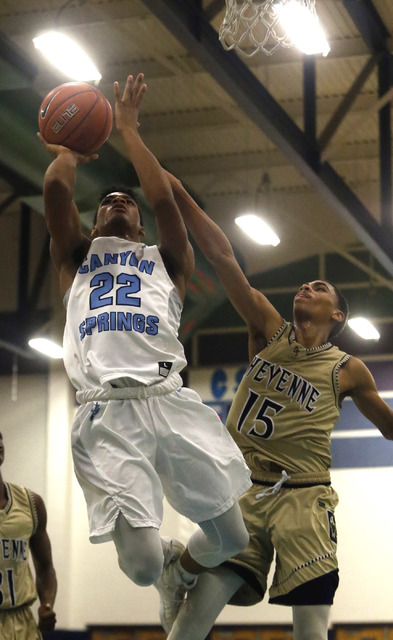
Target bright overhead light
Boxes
[33,31,102,82]
[275,1,330,56]
[29,338,64,359]
[348,317,380,340]
[235,214,280,246]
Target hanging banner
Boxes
[188,365,247,402]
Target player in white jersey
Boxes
[163,172,393,640]
[39,73,251,632]
[0,432,57,639]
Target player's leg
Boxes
[111,513,163,585]
[187,501,250,568]
[153,388,251,632]
[292,605,331,640]
[168,565,245,640]
[155,502,249,633]
[0,606,43,640]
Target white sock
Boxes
[176,559,197,586]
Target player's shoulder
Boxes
[338,354,375,394]
[340,354,368,375]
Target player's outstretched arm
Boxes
[166,171,282,346]
[114,74,194,297]
[39,135,95,295]
[341,357,393,439]
[29,492,57,633]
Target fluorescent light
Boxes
[235,214,280,246]
[33,31,102,82]
[275,1,330,56]
[348,317,380,340]
[29,338,64,359]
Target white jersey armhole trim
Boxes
[26,488,39,534]
[333,354,351,409]
[266,320,288,347]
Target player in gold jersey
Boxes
[0,433,57,639]
[164,173,393,640]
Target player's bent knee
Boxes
[216,506,250,559]
[118,553,163,586]
[219,527,249,561]
[230,523,250,554]
[116,540,163,586]
[132,569,162,587]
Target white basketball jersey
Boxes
[63,236,187,390]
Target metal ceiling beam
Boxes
[343,1,392,232]
[303,56,316,142]
[342,0,390,54]
[205,0,225,21]
[378,55,392,232]
[140,0,393,276]
[319,53,382,151]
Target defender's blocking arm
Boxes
[166,171,282,350]
[340,357,393,440]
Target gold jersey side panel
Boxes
[0,483,38,609]
[226,322,350,482]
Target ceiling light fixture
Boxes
[348,317,380,340]
[33,31,102,82]
[235,214,280,246]
[28,337,64,359]
[274,1,330,56]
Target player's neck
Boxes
[0,477,7,510]
[293,321,330,348]
[97,228,141,242]
[94,217,141,243]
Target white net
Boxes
[219,0,317,57]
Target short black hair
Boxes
[93,184,143,225]
[326,280,349,339]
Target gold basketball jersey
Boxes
[226,322,350,481]
[0,483,38,609]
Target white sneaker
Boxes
[155,537,196,634]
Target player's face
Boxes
[96,192,140,227]
[294,280,342,323]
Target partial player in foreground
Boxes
[39,73,251,633]
[0,432,57,638]
[164,172,393,640]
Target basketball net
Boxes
[219,0,317,57]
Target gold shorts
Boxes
[226,481,339,606]
[0,604,42,640]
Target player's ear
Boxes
[138,225,145,238]
[332,309,345,324]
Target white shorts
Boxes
[71,386,251,543]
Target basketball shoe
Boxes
[155,537,197,633]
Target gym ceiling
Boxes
[0,0,392,374]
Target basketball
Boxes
[38,82,113,154]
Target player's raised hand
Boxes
[37,132,98,164]
[114,73,147,134]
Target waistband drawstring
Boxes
[255,470,291,499]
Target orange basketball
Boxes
[38,82,113,154]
